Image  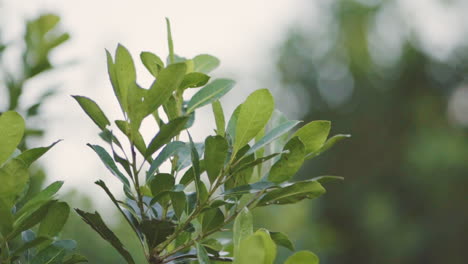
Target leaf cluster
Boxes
[73,19,349,264]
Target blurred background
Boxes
[1,0,468,263]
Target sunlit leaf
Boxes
[0,111,25,165]
[186,79,235,113]
[285,251,319,264]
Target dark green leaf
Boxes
[284,251,319,264]
[10,201,55,239]
[146,116,189,157]
[140,51,164,77]
[0,199,13,236]
[268,137,305,183]
[204,136,228,184]
[292,120,331,154]
[87,144,130,187]
[72,96,110,130]
[147,141,185,179]
[186,79,235,113]
[139,219,175,248]
[31,243,67,264]
[0,111,25,165]
[196,242,211,264]
[12,236,52,256]
[193,54,220,74]
[211,100,225,137]
[170,191,186,219]
[63,253,89,264]
[75,209,135,264]
[180,72,210,90]
[234,89,274,153]
[16,140,61,167]
[38,201,70,238]
[257,180,326,206]
[201,208,224,233]
[222,181,276,196]
[270,231,294,251]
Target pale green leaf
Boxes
[186,79,235,113]
[0,111,25,165]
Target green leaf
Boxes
[188,133,207,204]
[234,89,274,153]
[95,180,142,241]
[72,96,110,130]
[11,201,55,239]
[193,54,220,74]
[285,251,319,264]
[186,79,235,113]
[201,208,224,233]
[233,208,253,260]
[144,63,186,115]
[114,44,136,113]
[147,141,185,179]
[139,219,175,248]
[225,151,255,190]
[75,209,135,264]
[0,159,29,204]
[222,181,276,196]
[306,134,351,159]
[115,120,146,155]
[166,18,175,64]
[38,201,70,238]
[140,51,164,77]
[292,121,331,154]
[180,72,210,90]
[170,191,186,219]
[149,174,175,207]
[257,180,326,206]
[63,253,89,264]
[15,181,63,222]
[255,229,277,264]
[106,49,120,111]
[211,100,225,137]
[0,199,13,236]
[146,116,189,157]
[246,120,301,156]
[87,144,130,187]
[204,136,228,184]
[268,137,305,183]
[11,236,52,256]
[16,140,61,167]
[127,83,148,135]
[226,104,242,142]
[0,111,25,165]
[270,231,294,251]
[31,243,67,264]
[196,242,211,264]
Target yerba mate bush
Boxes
[0,111,85,264]
[73,19,349,264]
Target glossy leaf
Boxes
[38,201,70,238]
[146,116,189,157]
[285,251,319,264]
[268,137,305,183]
[87,144,130,187]
[0,159,29,204]
[204,136,228,184]
[72,96,110,130]
[144,63,186,115]
[211,100,225,136]
[0,111,25,165]
[246,120,301,156]
[292,121,331,154]
[75,209,135,264]
[270,231,294,251]
[180,72,210,90]
[257,180,326,206]
[193,54,220,74]
[140,51,164,77]
[186,79,235,113]
[16,140,61,167]
[234,89,274,152]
